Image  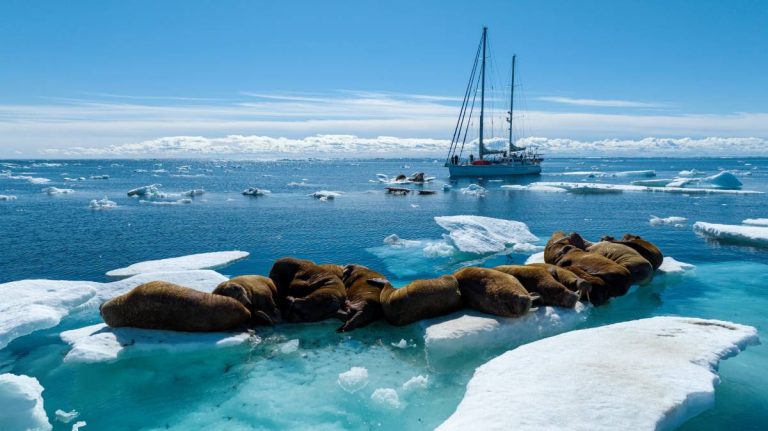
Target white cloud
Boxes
[536,96,663,108]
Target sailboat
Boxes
[445,27,542,177]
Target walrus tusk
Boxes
[366,278,390,288]
[528,292,542,303]
[528,307,539,313]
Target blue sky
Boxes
[0,0,766,157]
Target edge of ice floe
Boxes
[504,181,763,195]
[693,221,768,247]
[106,250,250,278]
[0,373,52,431]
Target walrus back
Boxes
[380,275,462,326]
[454,267,533,317]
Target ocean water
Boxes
[1,157,766,430]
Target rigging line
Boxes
[458,72,481,159]
[449,35,482,158]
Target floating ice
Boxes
[43,187,75,195]
[657,257,695,274]
[524,251,545,264]
[650,215,687,226]
[127,184,164,198]
[699,171,742,189]
[72,420,87,430]
[338,367,368,393]
[242,187,270,196]
[422,241,456,257]
[459,184,486,197]
[383,234,420,247]
[402,375,428,391]
[139,198,192,206]
[310,190,341,200]
[279,339,300,354]
[89,196,117,210]
[90,175,109,180]
[391,339,408,349]
[0,195,16,201]
[437,317,759,431]
[181,189,205,197]
[558,170,656,178]
[500,184,566,192]
[742,218,768,227]
[693,222,768,247]
[534,181,761,195]
[0,373,51,431]
[435,215,538,255]
[0,172,51,184]
[64,177,86,182]
[631,178,676,187]
[55,409,79,423]
[106,250,249,278]
[60,323,256,363]
[371,388,401,409]
[678,169,705,177]
[422,304,590,362]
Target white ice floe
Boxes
[533,181,762,195]
[666,171,743,190]
[0,373,51,431]
[43,187,75,195]
[422,303,590,361]
[89,196,117,210]
[242,187,271,196]
[524,251,545,264]
[558,170,656,178]
[64,177,86,182]
[742,218,768,227]
[391,339,408,349]
[139,198,192,206]
[383,234,420,248]
[459,184,486,197]
[678,169,705,177]
[631,178,676,187]
[55,409,79,423]
[310,190,341,200]
[60,323,256,363]
[72,421,87,431]
[106,250,249,278]
[422,241,456,257]
[500,184,566,193]
[278,339,300,354]
[1,172,51,184]
[435,215,539,255]
[370,388,401,409]
[127,184,164,198]
[657,257,695,274]
[181,189,205,197]
[338,367,369,393]
[693,222,768,247]
[402,375,428,391]
[0,195,16,201]
[437,317,759,431]
[650,215,687,226]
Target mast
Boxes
[508,54,516,154]
[478,26,487,160]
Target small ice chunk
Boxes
[0,374,52,431]
[650,215,687,226]
[391,339,408,349]
[657,257,695,274]
[459,184,486,197]
[694,221,768,248]
[534,181,762,195]
[0,195,16,201]
[371,388,401,409]
[43,187,75,195]
[524,251,545,264]
[310,190,341,200]
[338,367,369,393]
[437,317,758,431]
[55,409,79,423]
[434,215,539,255]
[139,198,192,206]
[127,184,163,198]
[89,196,117,210]
[500,184,566,192]
[181,189,204,197]
[402,375,429,391]
[242,187,270,196]
[423,241,456,257]
[90,174,109,180]
[742,218,768,227]
[279,339,300,354]
[72,421,87,431]
[442,184,452,191]
[106,251,249,278]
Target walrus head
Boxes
[601,235,616,242]
[622,233,642,241]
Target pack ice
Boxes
[438,317,759,431]
[106,250,249,278]
[434,215,539,254]
[694,222,768,248]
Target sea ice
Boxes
[693,222,768,247]
[459,184,486,197]
[338,367,369,393]
[534,181,761,195]
[422,304,590,362]
[434,215,538,254]
[60,323,256,363]
[370,388,401,409]
[657,257,695,274]
[742,218,768,227]
[90,175,109,180]
[0,195,16,201]
[55,409,79,423]
[127,184,164,198]
[139,198,192,206]
[558,170,656,178]
[391,339,408,349]
[437,317,759,431]
[89,196,117,210]
[678,169,705,177]
[500,184,566,192]
[242,187,270,196]
[181,189,205,197]
[72,420,87,430]
[106,251,249,277]
[383,234,420,247]
[310,190,341,200]
[0,373,51,431]
[43,187,75,195]
[279,339,300,354]
[401,375,428,391]
[650,215,687,226]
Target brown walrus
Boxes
[603,234,664,270]
[212,275,280,326]
[453,267,537,317]
[526,263,592,295]
[336,264,385,332]
[585,241,654,285]
[268,257,346,323]
[544,232,631,304]
[493,265,581,308]
[100,281,251,331]
[378,275,462,326]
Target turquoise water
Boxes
[1,158,766,430]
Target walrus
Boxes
[493,265,581,308]
[527,263,592,295]
[100,281,251,331]
[585,240,654,285]
[544,232,631,304]
[212,275,280,326]
[337,264,385,332]
[378,275,462,326]
[268,257,346,323]
[453,267,537,317]
[603,234,664,270]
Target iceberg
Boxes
[678,169,705,177]
[106,250,249,278]
[524,251,545,264]
[180,189,205,197]
[693,222,768,247]
[0,373,51,431]
[742,218,768,227]
[422,304,590,362]
[500,184,566,192]
[60,323,257,363]
[401,375,428,391]
[55,409,79,424]
[127,184,164,198]
[438,317,759,431]
[434,215,538,255]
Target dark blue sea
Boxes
[1,157,766,430]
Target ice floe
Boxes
[60,323,256,363]
[650,215,687,226]
[89,196,117,210]
[500,184,566,193]
[422,304,589,362]
[338,367,369,393]
[742,218,768,227]
[106,250,249,278]
[558,170,656,178]
[72,420,87,430]
[437,316,759,431]
[242,187,271,196]
[657,257,695,274]
[383,234,420,248]
[0,195,16,201]
[434,215,538,254]
[310,190,341,201]
[0,373,51,431]
[90,175,109,180]
[401,375,428,391]
[0,172,51,184]
[532,181,762,195]
[127,184,164,198]
[181,189,205,197]
[55,409,79,424]
[43,187,75,195]
[459,184,486,197]
[139,198,192,206]
[693,222,768,247]
[370,388,401,409]
[678,169,705,177]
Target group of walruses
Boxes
[100,232,663,333]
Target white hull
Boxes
[446,162,541,177]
